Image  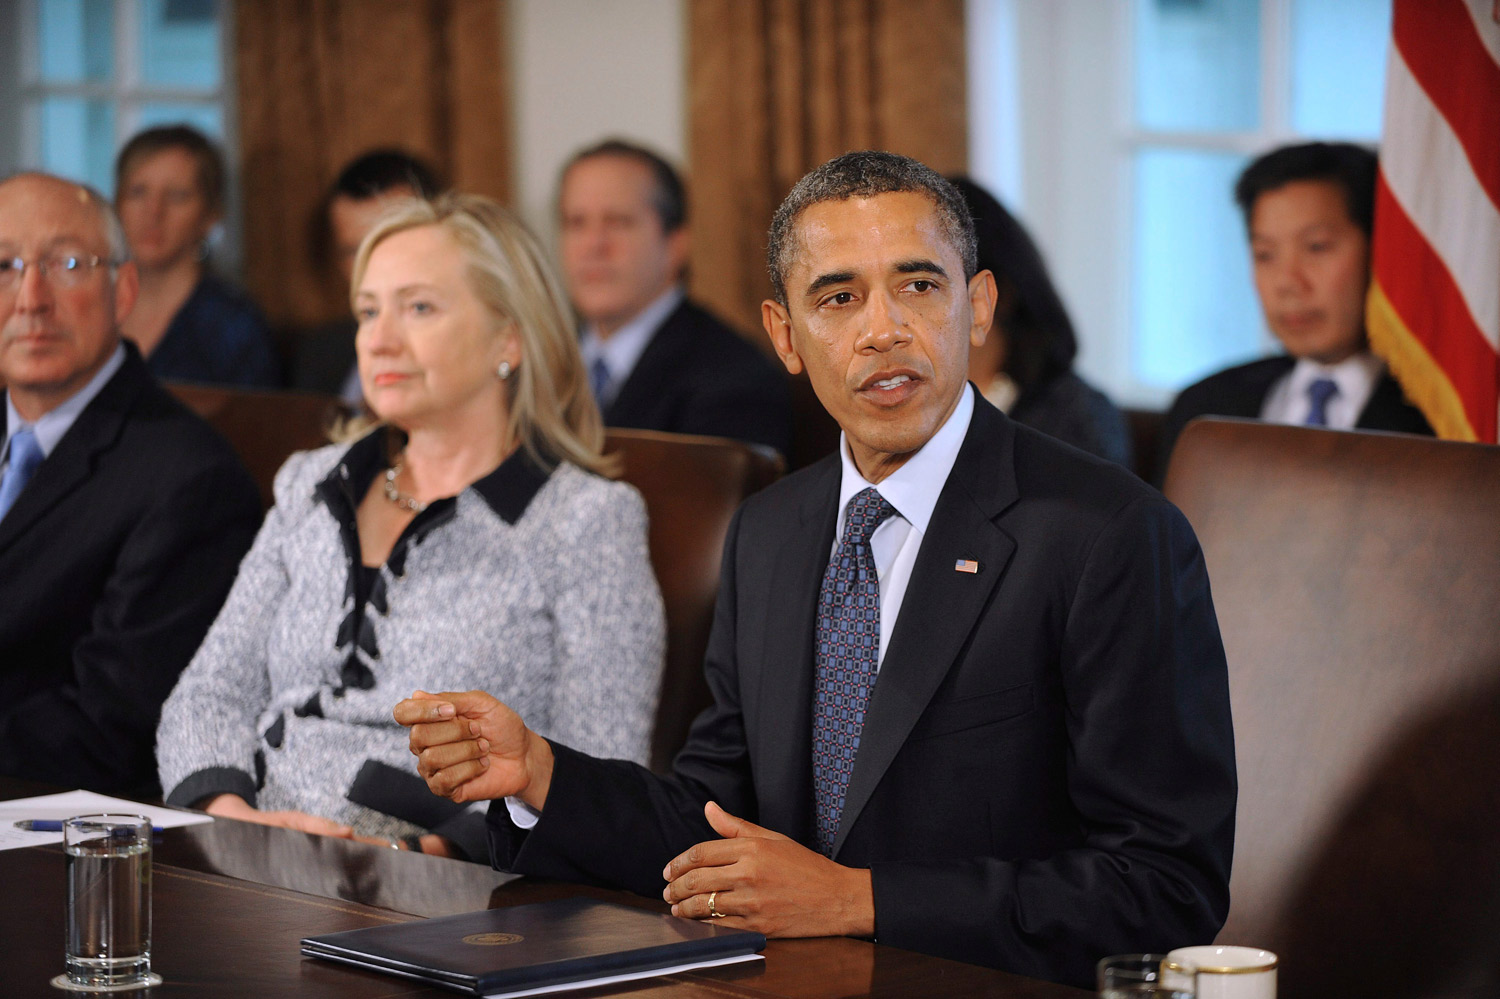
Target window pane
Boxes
[1132,148,1269,391]
[139,0,221,90]
[137,102,223,140]
[1134,0,1260,133]
[38,0,114,83]
[1291,0,1391,139]
[39,97,116,193]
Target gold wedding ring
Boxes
[707,890,726,918]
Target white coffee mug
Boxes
[1164,946,1277,999]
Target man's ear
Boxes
[112,260,140,326]
[761,299,803,376]
[967,269,998,349]
[665,226,691,282]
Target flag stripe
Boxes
[1367,281,1480,441]
[1380,44,1500,350]
[1371,175,1500,440]
[1459,0,1500,70]
[1393,0,1500,209]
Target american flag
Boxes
[954,559,979,574]
[1366,0,1500,442]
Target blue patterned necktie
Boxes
[1305,378,1339,427]
[589,357,613,408]
[811,486,897,856]
[0,427,43,523]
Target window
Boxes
[14,0,229,200]
[969,0,1391,406]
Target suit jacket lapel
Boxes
[752,456,838,844]
[0,355,142,556]
[603,301,686,425]
[832,400,1019,855]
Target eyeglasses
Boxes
[0,254,117,291]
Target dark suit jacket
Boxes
[489,391,1237,988]
[1155,355,1433,485]
[603,299,791,457]
[0,344,262,795]
[290,318,358,397]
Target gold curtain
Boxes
[234,0,510,331]
[687,0,968,337]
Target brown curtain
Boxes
[688,0,968,338]
[234,0,510,332]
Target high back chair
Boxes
[604,428,783,773]
[167,383,346,510]
[1164,418,1500,998]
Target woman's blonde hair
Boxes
[346,192,613,476]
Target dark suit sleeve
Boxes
[0,457,260,793]
[869,494,1235,984]
[676,366,792,459]
[488,506,758,891]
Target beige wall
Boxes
[509,0,686,246]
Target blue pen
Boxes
[13,820,165,833]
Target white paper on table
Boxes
[0,789,212,851]
[483,953,764,998]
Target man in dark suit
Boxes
[398,153,1235,988]
[290,150,442,402]
[0,172,261,795]
[1155,142,1431,484]
[558,139,790,456]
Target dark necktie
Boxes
[0,427,43,523]
[589,358,613,408]
[1305,378,1339,427]
[811,486,897,856]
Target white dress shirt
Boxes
[578,286,684,408]
[506,385,976,831]
[1259,350,1384,429]
[2,343,126,470]
[832,383,974,668]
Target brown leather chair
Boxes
[604,428,783,773]
[1164,418,1500,998]
[167,383,347,510]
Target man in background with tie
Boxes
[399,152,1236,989]
[1155,142,1432,484]
[0,172,260,795]
[558,139,791,456]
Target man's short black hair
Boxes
[767,151,977,307]
[561,139,687,233]
[330,149,441,203]
[1234,142,1378,238]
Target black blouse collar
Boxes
[318,427,553,525]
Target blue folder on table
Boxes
[300,896,766,996]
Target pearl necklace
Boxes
[383,459,427,513]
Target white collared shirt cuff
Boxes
[504,796,542,829]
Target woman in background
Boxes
[157,193,665,861]
[115,125,280,387]
[951,177,1132,467]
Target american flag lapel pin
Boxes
[954,558,979,574]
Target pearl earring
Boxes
[497,360,512,380]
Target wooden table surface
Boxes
[2,778,1087,998]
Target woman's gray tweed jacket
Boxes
[157,430,665,860]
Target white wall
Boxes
[508,0,686,246]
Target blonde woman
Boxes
[157,194,665,861]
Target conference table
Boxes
[2,777,1087,998]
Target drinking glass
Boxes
[1098,953,1195,998]
[57,814,162,991]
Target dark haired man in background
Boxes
[558,139,790,456]
[1155,141,1431,483]
[290,150,441,401]
[400,151,1235,989]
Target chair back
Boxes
[605,428,783,773]
[168,383,346,510]
[1164,418,1500,997]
